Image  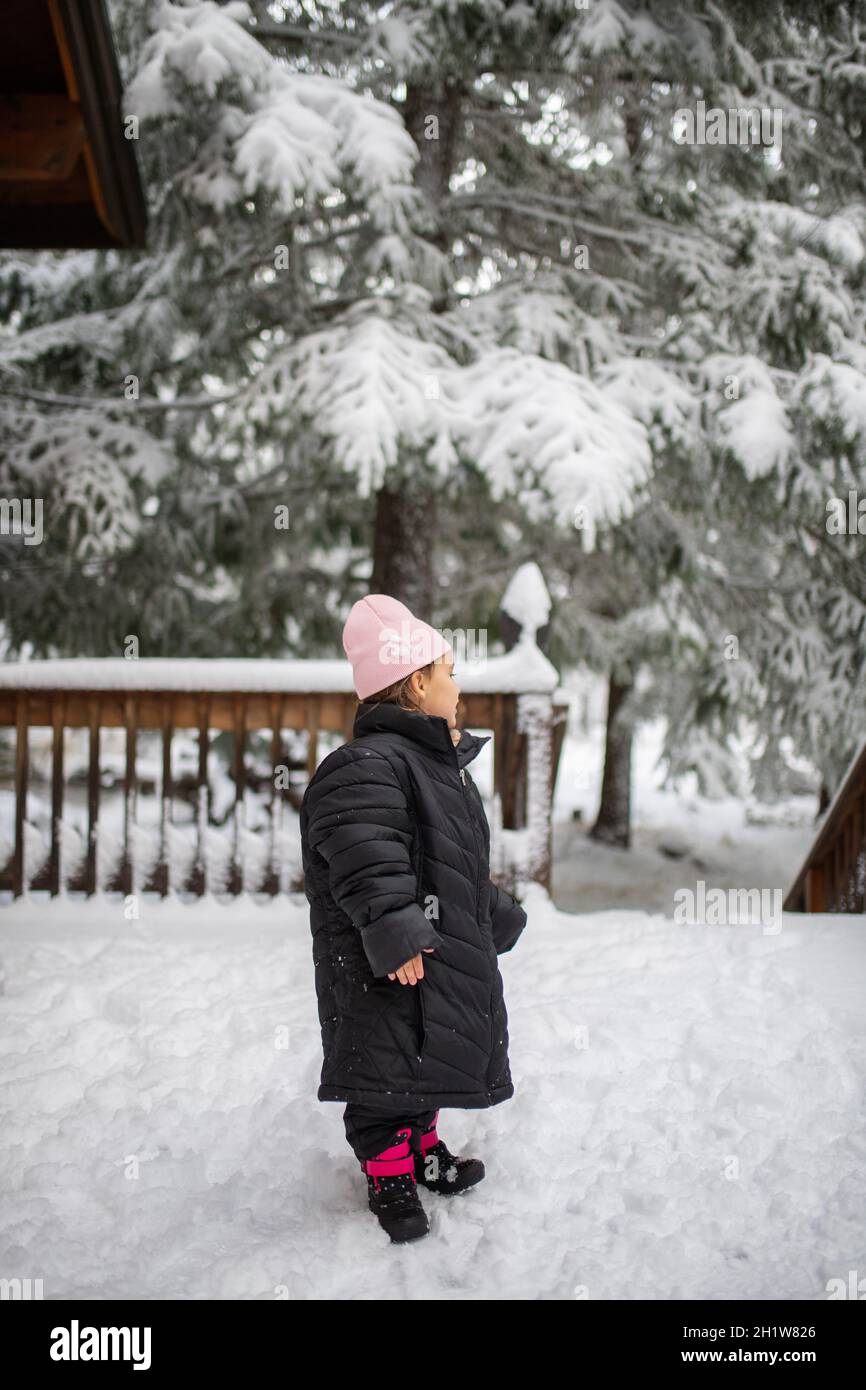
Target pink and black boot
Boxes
[413,1111,486,1195]
[360,1128,430,1242]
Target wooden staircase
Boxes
[784,740,866,912]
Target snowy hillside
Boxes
[0,889,862,1299]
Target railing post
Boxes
[14,691,28,898]
[158,697,173,896]
[305,695,319,780]
[86,699,100,895]
[0,660,566,902]
[264,693,283,896]
[50,692,65,896]
[122,694,137,898]
[229,695,246,895]
[189,693,210,896]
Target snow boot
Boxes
[361,1127,430,1243]
[413,1111,486,1195]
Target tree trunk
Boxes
[402,79,464,267]
[590,671,635,848]
[366,80,462,607]
[371,476,438,615]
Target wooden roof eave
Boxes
[0,0,147,249]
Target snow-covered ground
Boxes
[551,714,818,916]
[0,695,861,1298]
[0,882,863,1299]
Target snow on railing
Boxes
[0,646,559,693]
[0,576,568,900]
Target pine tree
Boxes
[2,0,865,835]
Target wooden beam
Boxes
[342,695,355,745]
[0,93,86,181]
[189,694,210,896]
[13,691,28,897]
[784,736,866,911]
[122,693,137,897]
[228,695,246,894]
[305,695,320,780]
[491,692,503,809]
[158,697,173,896]
[50,692,65,895]
[86,699,100,894]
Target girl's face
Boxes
[409,655,460,727]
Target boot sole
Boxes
[369,1206,430,1242]
[388,1221,430,1243]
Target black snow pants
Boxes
[343,1102,439,1162]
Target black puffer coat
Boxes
[300,700,528,1115]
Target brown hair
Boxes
[357,661,434,717]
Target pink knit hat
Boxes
[342,594,452,701]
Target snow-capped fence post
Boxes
[485,563,565,893]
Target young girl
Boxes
[300,593,527,1243]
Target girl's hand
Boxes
[388,948,435,985]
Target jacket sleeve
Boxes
[304,750,445,977]
[488,878,528,954]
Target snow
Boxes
[748,202,866,274]
[284,309,461,497]
[500,562,551,642]
[700,354,794,479]
[456,346,653,547]
[517,692,555,880]
[0,403,173,565]
[0,657,359,693]
[125,1,419,232]
[551,710,819,917]
[1,686,862,1296]
[597,357,697,450]
[264,300,655,540]
[795,355,866,445]
[0,885,862,1298]
[0,649,560,694]
[453,281,623,376]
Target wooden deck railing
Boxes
[0,658,568,899]
[783,738,866,912]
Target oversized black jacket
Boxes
[300,699,528,1114]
